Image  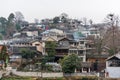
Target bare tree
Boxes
[103,14,120,55]
[15,11,24,22]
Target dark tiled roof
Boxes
[11,38,34,44]
[66,33,74,40]
[20,26,39,31]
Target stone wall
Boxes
[12,71,63,77]
[12,71,97,78]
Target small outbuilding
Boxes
[105,53,120,78]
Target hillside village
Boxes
[0,12,120,78]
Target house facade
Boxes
[105,53,120,78]
[30,40,43,53]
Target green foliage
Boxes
[81,76,98,80]
[0,17,7,25]
[6,13,17,37]
[45,64,53,71]
[2,76,99,80]
[45,41,56,48]
[0,13,26,37]
[108,48,115,55]
[0,17,7,35]
[41,56,48,70]
[41,56,54,71]
[16,23,21,31]
[2,77,34,80]
[0,13,25,37]
[60,54,81,73]
[0,45,9,68]
[45,41,56,59]
[20,48,36,59]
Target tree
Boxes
[15,11,26,30]
[60,54,81,73]
[15,11,24,22]
[0,45,9,68]
[53,16,60,24]
[60,13,68,19]
[20,48,36,59]
[15,23,21,31]
[91,35,103,54]
[60,13,68,23]
[104,13,119,27]
[7,13,16,38]
[0,17,7,35]
[103,14,120,55]
[0,17,7,25]
[45,41,56,62]
[8,13,15,23]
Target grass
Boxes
[2,76,120,80]
[1,76,97,80]
[1,76,36,80]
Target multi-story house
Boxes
[8,38,43,68]
[69,39,88,62]
[55,37,70,60]
[55,35,93,73]
[42,28,108,73]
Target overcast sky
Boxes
[1,0,120,23]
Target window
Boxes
[69,50,77,54]
[80,41,84,44]
[59,41,69,46]
[78,50,84,54]
[109,60,120,67]
[35,44,40,46]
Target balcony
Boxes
[55,53,68,57]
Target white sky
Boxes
[1,0,120,23]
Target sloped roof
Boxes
[41,29,64,35]
[12,39,31,44]
[106,53,120,61]
[29,39,41,43]
[42,36,58,41]
[58,37,71,41]
[20,26,39,31]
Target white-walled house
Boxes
[105,53,120,78]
